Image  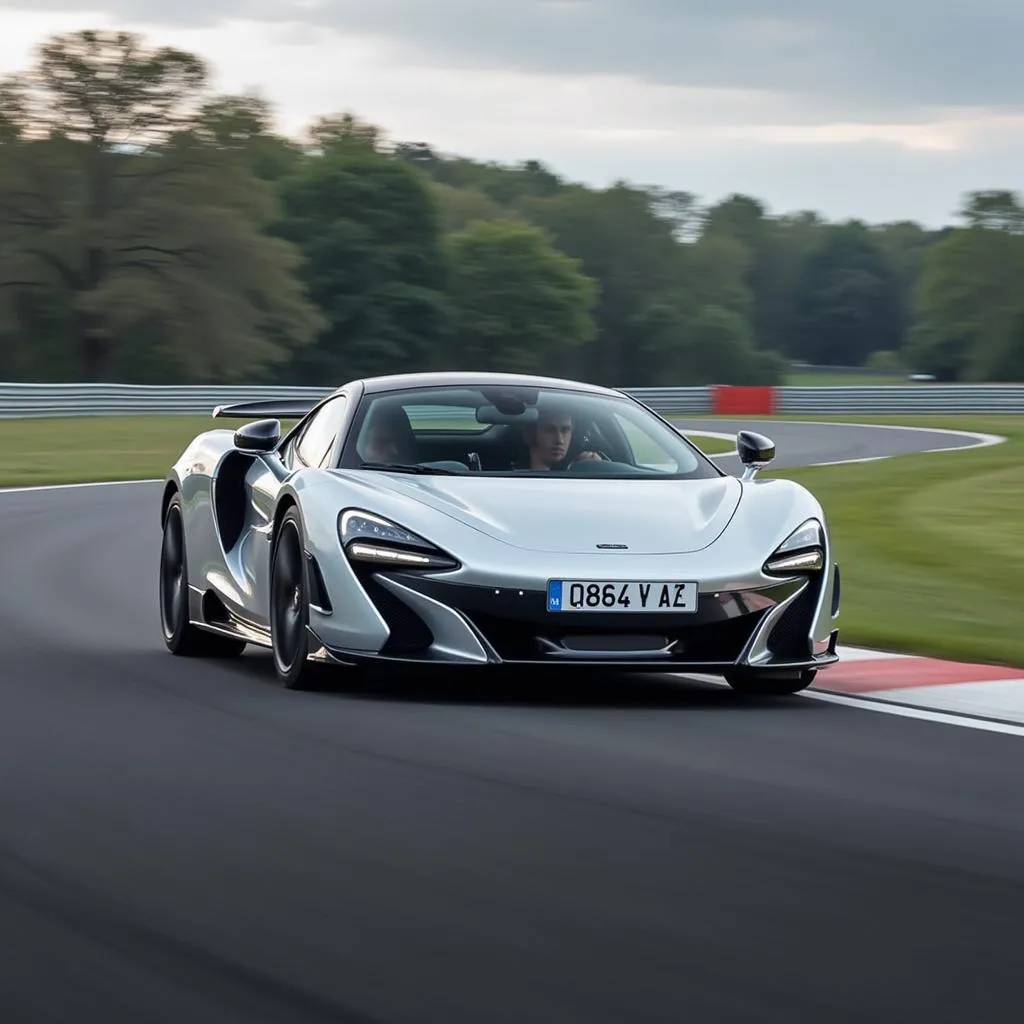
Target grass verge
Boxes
[0,416,300,487]
[737,414,1024,668]
[783,372,907,386]
[0,414,733,487]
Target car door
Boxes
[245,395,350,626]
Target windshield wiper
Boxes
[359,462,462,475]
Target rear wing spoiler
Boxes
[212,398,319,420]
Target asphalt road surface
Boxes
[674,416,999,470]
[2,470,1022,1024]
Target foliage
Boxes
[0,30,322,382]
[273,147,450,382]
[0,28,1018,386]
[444,218,597,373]
[910,191,1024,382]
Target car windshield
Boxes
[337,384,722,480]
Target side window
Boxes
[295,396,347,468]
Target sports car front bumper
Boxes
[308,562,841,675]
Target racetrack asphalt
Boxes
[1,426,1022,1024]
[673,416,1002,469]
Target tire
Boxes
[269,507,319,690]
[724,668,817,696]
[160,493,246,658]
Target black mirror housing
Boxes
[736,430,776,466]
[234,418,281,453]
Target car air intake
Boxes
[559,635,670,652]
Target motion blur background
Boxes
[1,4,1021,390]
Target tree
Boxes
[0,30,322,381]
[274,146,450,382]
[194,91,304,182]
[429,182,507,234]
[626,292,784,386]
[789,223,902,366]
[910,212,1024,381]
[685,231,754,322]
[0,37,1019,388]
[444,219,597,374]
[642,187,701,242]
[519,183,685,383]
[308,111,387,153]
[958,190,1024,234]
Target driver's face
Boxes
[531,415,573,467]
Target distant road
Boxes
[673,416,1004,470]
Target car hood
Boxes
[332,472,743,554]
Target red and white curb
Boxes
[814,645,1024,725]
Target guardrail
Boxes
[0,382,1022,418]
[776,385,1024,414]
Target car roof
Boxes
[334,371,626,399]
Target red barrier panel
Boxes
[711,385,776,415]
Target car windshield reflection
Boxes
[340,384,721,481]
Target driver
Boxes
[519,408,602,470]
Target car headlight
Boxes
[338,509,458,570]
[764,518,824,575]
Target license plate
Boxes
[547,580,698,613]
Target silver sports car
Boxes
[159,371,840,693]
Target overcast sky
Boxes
[2,2,1021,226]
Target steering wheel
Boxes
[575,449,611,462]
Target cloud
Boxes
[8,0,1024,118]
[0,3,1021,226]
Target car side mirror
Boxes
[234,418,281,453]
[736,430,775,480]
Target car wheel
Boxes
[160,493,246,658]
[724,668,817,696]
[270,508,319,690]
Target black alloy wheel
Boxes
[270,508,318,689]
[159,493,245,658]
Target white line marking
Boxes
[680,430,736,442]
[677,430,741,460]
[684,670,1024,735]
[765,419,1007,452]
[810,456,888,467]
[0,478,161,495]
[803,690,1024,738]
[674,418,1007,468]
[833,644,914,661]
[849,680,1024,723]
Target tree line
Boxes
[1,29,1021,388]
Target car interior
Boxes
[339,390,706,477]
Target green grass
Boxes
[783,372,908,386]
[683,433,736,455]
[0,414,733,486]
[0,416,232,486]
